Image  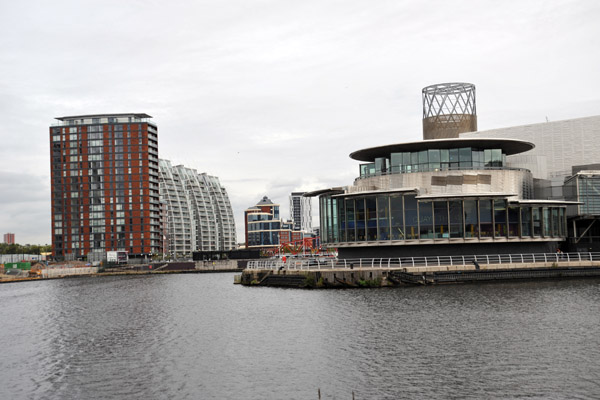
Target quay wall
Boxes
[241,260,600,288]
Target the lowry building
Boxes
[50,113,161,260]
[307,83,593,258]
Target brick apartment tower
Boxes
[3,233,15,244]
[50,114,161,260]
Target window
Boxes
[390,153,402,173]
[346,199,355,241]
[479,200,493,237]
[404,195,418,239]
[508,206,520,236]
[366,197,377,241]
[377,196,390,240]
[390,195,404,240]
[355,198,366,241]
[428,149,441,171]
[494,199,507,237]
[464,200,478,238]
[449,201,463,238]
[521,207,532,237]
[433,201,448,238]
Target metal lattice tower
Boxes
[422,82,477,140]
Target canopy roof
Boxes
[350,138,535,162]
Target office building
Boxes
[158,159,236,256]
[245,196,306,250]
[50,113,161,260]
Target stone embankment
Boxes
[240,260,600,288]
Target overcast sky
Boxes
[1,0,599,245]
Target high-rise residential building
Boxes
[289,192,312,232]
[50,113,161,260]
[159,159,236,256]
[3,233,15,244]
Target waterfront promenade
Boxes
[241,252,600,288]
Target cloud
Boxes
[1,0,599,244]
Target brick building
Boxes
[3,233,15,244]
[50,113,161,260]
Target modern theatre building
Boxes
[307,83,586,258]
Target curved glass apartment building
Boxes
[159,159,236,256]
[309,138,572,258]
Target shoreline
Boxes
[0,268,243,285]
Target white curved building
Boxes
[159,159,236,256]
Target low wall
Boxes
[195,260,240,270]
[43,267,99,278]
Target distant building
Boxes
[50,113,161,260]
[244,196,282,249]
[289,192,312,232]
[3,233,15,244]
[159,159,236,256]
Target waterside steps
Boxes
[260,273,308,287]
[241,252,600,288]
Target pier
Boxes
[239,252,600,288]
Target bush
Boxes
[358,278,381,288]
[303,274,316,288]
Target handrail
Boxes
[246,252,600,271]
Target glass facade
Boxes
[361,147,507,178]
[578,175,600,215]
[319,193,567,244]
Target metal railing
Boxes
[246,252,600,271]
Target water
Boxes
[1,274,600,399]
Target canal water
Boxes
[1,274,600,399]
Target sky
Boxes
[1,0,600,245]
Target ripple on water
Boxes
[1,275,600,399]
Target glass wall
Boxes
[404,195,418,239]
[363,147,507,178]
[479,200,493,237]
[494,200,507,237]
[321,194,568,244]
[449,201,463,238]
[390,195,404,240]
[377,196,390,240]
[464,200,478,238]
[434,201,449,239]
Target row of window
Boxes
[248,231,281,247]
[247,222,282,231]
[319,194,567,243]
[360,148,508,178]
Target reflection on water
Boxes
[1,275,600,399]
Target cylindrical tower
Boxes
[422,82,477,140]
